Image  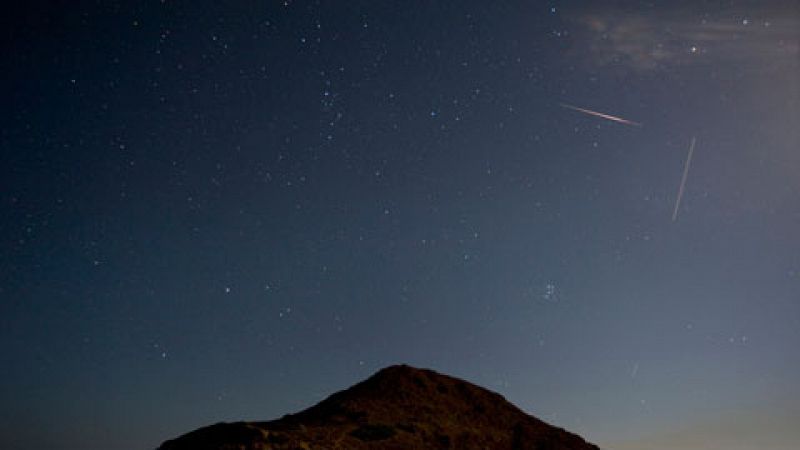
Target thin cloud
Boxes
[569,5,799,72]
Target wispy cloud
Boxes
[569,5,799,71]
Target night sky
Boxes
[2,1,799,449]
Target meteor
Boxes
[559,103,642,127]
[672,137,696,222]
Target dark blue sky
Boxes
[1,1,798,449]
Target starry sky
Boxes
[1,1,798,449]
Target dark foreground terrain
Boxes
[158,364,599,449]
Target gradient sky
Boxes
[1,1,798,449]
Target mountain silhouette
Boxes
[158,364,599,449]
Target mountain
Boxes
[158,364,599,449]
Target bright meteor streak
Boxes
[672,136,696,222]
[559,103,642,127]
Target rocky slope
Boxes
[158,364,599,449]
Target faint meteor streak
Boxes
[559,103,642,127]
[672,137,696,222]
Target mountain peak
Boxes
[158,365,599,449]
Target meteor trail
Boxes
[559,103,642,127]
[672,137,696,222]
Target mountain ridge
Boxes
[158,364,600,449]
